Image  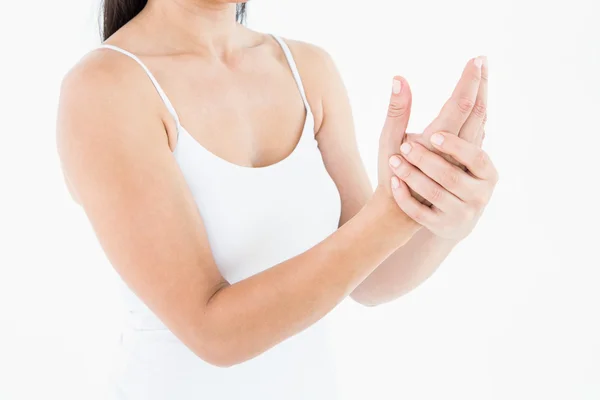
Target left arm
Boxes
[353,57,495,306]
[290,41,495,307]
[352,228,460,306]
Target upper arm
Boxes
[56,52,227,360]
[288,41,373,226]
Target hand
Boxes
[388,132,499,240]
[403,56,489,205]
[405,56,489,162]
[377,76,412,195]
[408,56,489,166]
[374,75,424,231]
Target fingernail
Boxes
[392,78,402,95]
[391,176,400,189]
[400,143,411,155]
[389,156,401,168]
[474,57,483,69]
[431,133,445,146]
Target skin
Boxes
[56,0,497,367]
[353,58,497,304]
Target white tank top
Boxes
[98,34,342,399]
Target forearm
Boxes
[198,190,420,366]
[351,228,459,306]
[351,56,496,306]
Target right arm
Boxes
[56,53,419,368]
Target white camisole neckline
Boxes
[97,33,343,400]
[100,34,314,172]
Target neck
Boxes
[141,0,246,57]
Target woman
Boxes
[56,1,498,398]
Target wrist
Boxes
[366,185,422,245]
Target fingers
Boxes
[429,132,499,182]
[476,127,486,147]
[428,58,483,136]
[396,141,478,202]
[389,154,463,212]
[390,177,437,227]
[380,76,412,163]
[459,56,488,144]
[405,131,467,171]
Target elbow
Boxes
[349,290,383,308]
[192,346,244,369]
[191,340,246,368]
[199,354,240,369]
[188,284,266,367]
[352,298,382,308]
[350,284,406,307]
[189,332,256,368]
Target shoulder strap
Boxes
[270,35,312,116]
[98,44,181,127]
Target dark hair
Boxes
[101,1,247,41]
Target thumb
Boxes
[381,76,412,158]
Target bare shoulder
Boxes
[61,48,135,109]
[59,47,162,127]
[57,46,170,150]
[283,38,335,66]
[56,48,168,203]
[281,37,340,88]
[277,37,345,131]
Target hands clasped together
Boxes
[378,57,498,241]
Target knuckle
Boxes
[411,148,424,165]
[429,186,444,203]
[410,209,424,223]
[474,149,490,170]
[387,101,409,118]
[441,168,460,188]
[442,154,464,169]
[460,206,477,222]
[398,165,412,179]
[471,192,489,209]
[472,103,487,118]
[456,97,475,115]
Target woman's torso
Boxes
[99,33,343,399]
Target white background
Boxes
[1,0,599,399]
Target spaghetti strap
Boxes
[98,44,181,128]
[270,35,313,116]
[98,37,311,131]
